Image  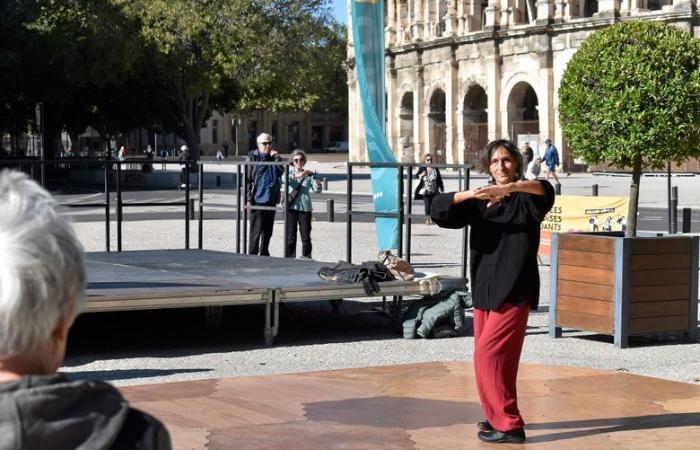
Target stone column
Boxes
[484,0,501,29]
[485,47,502,141]
[445,49,459,164]
[444,0,458,36]
[413,65,425,162]
[413,0,425,41]
[386,55,398,158]
[535,0,555,24]
[386,0,397,45]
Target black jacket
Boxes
[414,166,444,200]
[0,374,171,450]
[430,180,555,310]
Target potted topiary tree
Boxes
[550,21,700,347]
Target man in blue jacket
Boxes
[543,139,561,184]
[247,132,283,256]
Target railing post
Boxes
[555,183,562,195]
[198,162,204,249]
[185,161,190,249]
[397,164,404,257]
[671,186,678,234]
[116,162,122,252]
[327,199,335,222]
[104,162,111,252]
[346,163,353,263]
[406,164,413,264]
[592,184,598,196]
[236,164,242,253]
[323,177,328,190]
[682,208,692,233]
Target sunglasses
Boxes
[293,158,305,162]
[425,158,432,162]
[260,142,272,145]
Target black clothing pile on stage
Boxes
[430,180,555,310]
[318,261,395,295]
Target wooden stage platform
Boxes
[84,250,465,344]
[120,361,700,449]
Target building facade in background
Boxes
[200,111,347,157]
[348,0,699,171]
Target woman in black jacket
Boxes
[413,154,444,224]
[431,139,554,444]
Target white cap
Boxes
[180,145,188,152]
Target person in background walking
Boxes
[520,142,533,164]
[284,149,322,259]
[178,145,190,189]
[247,132,283,256]
[160,148,168,170]
[0,171,172,449]
[431,139,555,444]
[414,154,444,224]
[543,139,561,184]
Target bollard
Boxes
[682,208,691,233]
[671,186,678,234]
[327,198,335,222]
[216,175,221,187]
[555,183,562,195]
[190,198,195,220]
[323,177,328,191]
[592,184,598,196]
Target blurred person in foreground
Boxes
[0,171,171,450]
[430,140,554,444]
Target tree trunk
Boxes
[626,155,642,237]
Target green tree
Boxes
[121,0,338,159]
[559,21,700,236]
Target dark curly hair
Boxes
[477,139,524,182]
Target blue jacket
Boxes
[544,144,559,167]
[286,168,322,211]
[247,150,283,204]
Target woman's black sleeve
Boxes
[430,192,472,229]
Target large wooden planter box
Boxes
[549,233,698,348]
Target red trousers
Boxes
[473,300,530,432]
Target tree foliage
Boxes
[558,21,700,235]
[1,0,347,159]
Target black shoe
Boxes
[477,420,494,432]
[477,428,526,444]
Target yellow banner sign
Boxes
[541,195,630,233]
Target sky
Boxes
[331,0,347,24]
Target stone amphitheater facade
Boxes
[348,0,699,171]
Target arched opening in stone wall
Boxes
[462,85,488,166]
[582,0,599,17]
[507,82,539,150]
[399,92,414,161]
[646,0,672,10]
[428,89,447,163]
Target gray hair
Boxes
[0,171,85,356]
[290,148,307,163]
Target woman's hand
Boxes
[474,184,512,205]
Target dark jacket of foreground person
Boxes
[0,374,171,450]
[430,180,555,310]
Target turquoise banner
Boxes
[351,0,399,251]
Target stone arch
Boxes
[427,88,447,163]
[501,75,540,149]
[462,83,488,166]
[398,91,414,160]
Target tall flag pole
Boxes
[351,0,400,251]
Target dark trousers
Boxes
[423,194,435,216]
[248,206,276,256]
[473,301,530,432]
[285,209,312,258]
